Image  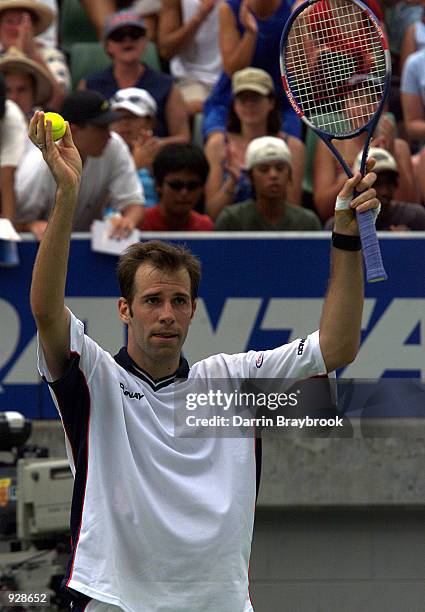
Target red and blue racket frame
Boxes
[280,0,392,282]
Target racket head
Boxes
[280,0,391,160]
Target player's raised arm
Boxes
[29,111,83,380]
[319,163,380,372]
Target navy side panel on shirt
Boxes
[47,352,91,600]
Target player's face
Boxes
[119,264,196,377]
[4,72,35,115]
[251,161,291,199]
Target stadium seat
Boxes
[192,113,204,148]
[70,41,162,90]
[60,0,98,53]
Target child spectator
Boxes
[140,143,213,230]
[215,136,321,230]
[81,10,190,144]
[110,86,159,208]
[205,67,305,221]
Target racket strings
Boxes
[283,0,387,135]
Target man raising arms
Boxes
[30,111,379,612]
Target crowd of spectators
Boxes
[1,0,425,242]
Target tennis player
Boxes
[29,111,380,612]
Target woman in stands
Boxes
[79,9,190,149]
[204,67,305,221]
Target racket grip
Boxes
[356,209,387,283]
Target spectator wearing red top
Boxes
[140,143,214,231]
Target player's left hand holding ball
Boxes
[28,111,83,193]
[333,158,381,237]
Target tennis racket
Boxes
[280,0,391,282]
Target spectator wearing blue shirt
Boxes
[80,10,190,147]
[401,46,425,202]
[203,0,301,141]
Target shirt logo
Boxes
[297,339,306,356]
[255,353,264,368]
[120,382,144,400]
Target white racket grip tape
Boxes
[357,209,387,282]
[335,195,353,211]
[336,195,381,222]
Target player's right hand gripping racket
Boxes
[280,0,391,282]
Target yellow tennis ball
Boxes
[44,112,66,141]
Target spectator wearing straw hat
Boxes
[0,45,53,116]
[0,0,70,107]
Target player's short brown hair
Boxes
[117,240,201,305]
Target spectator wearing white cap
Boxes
[110,86,159,207]
[215,136,321,230]
[0,0,71,107]
[205,67,305,221]
[326,148,425,231]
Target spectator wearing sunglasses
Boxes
[110,86,159,208]
[80,10,190,148]
[140,143,214,230]
[79,0,162,43]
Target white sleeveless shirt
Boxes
[170,0,223,86]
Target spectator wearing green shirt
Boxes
[215,136,322,231]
